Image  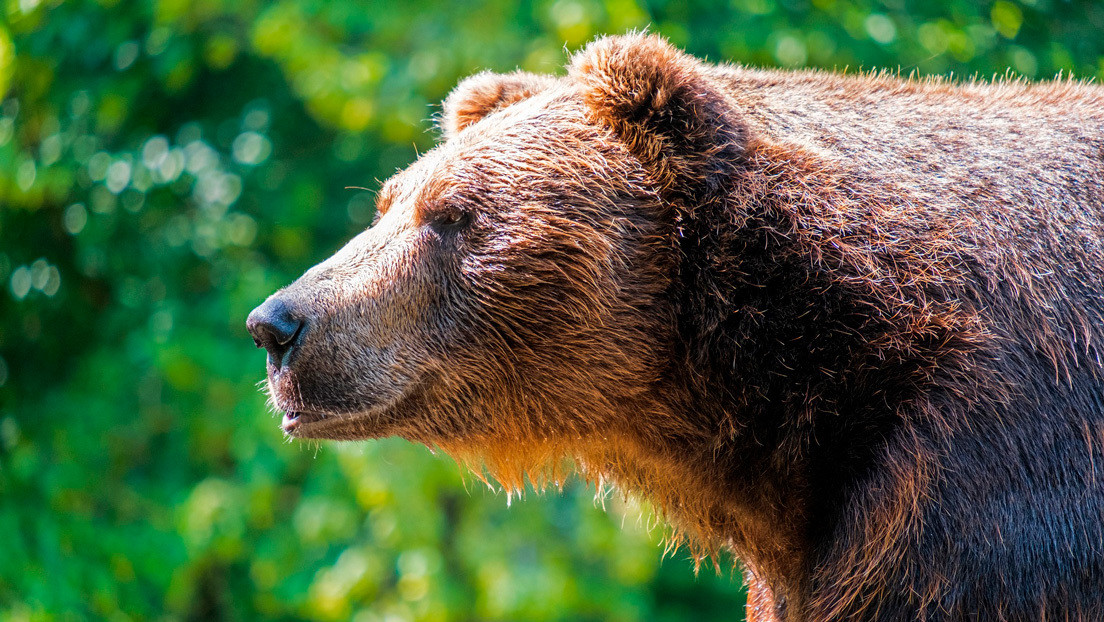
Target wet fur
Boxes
[257,34,1104,621]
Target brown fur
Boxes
[441,70,558,138]
[248,34,1104,621]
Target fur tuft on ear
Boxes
[441,71,557,139]
[568,33,748,204]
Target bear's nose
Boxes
[246,297,305,370]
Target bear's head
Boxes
[247,34,748,477]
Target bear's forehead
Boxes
[381,151,444,204]
[375,88,639,216]
[444,91,598,167]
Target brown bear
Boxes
[247,33,1104,621]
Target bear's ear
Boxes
[441,71,557,139]
[569,34,748,204]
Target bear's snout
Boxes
[247,296,306,372]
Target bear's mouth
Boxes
[270,373,429,440]
[281,410,329,434]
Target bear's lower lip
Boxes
[281,410,327,433]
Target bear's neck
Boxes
[611,138,981,610]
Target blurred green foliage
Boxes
[1,0,1101,619]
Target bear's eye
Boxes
[430,203,470,230]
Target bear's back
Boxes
[712,66,1104,619]
[714,65,1104,382]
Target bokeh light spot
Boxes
[10,265,31,299]
[64,203,88,234]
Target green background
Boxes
[1,0,1101,620]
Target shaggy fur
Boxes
[248,34,1104,621]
